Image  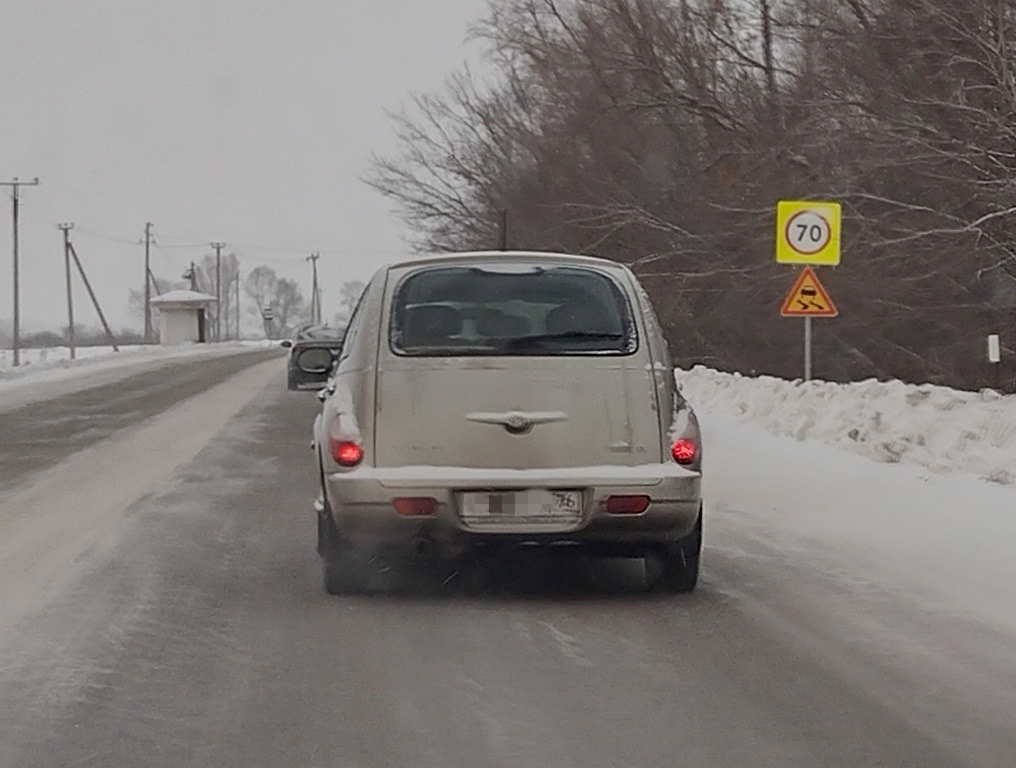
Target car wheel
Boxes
[317,496,365,594]
[648,505,702,593]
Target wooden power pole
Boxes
[235,270,241,340]
[143,222,153,342]
[2,177,39,367]
[58,223,76,360]
[184,261,198,291]
[211,242,225,341]
[306,252,320,324]
[65,236,119,352]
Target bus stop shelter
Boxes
[150,290,218,345]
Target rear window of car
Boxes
[389,264,637,356]
[297,325,345,341]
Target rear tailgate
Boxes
[374,357,661,469]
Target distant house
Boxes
[150,290,218,345]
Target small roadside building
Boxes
[150,290,218,345]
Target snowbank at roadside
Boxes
[0,341,279,412]
[0,341,275,379]
[5,343,1011,486]
[677,367,1016,485]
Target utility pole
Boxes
[306,252,320,324]
[211,242,224,341]
[58,223,76,360]
[143,222,153,342]
[234,270,241,340]
[2,177,39,367]
[184,261,197,291]
[67,238,119,351]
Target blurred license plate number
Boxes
[462,490,580,518]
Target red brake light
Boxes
[392,497,437,516]
[605,495,651,514]
[330,439,363,467]
[671,439,697,465]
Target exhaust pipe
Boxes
[411,537,434,557]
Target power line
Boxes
[55,222,407,262]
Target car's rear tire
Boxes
[649,506,702,593]
[317,496,365,595]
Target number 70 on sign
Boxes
[776,201,841,266]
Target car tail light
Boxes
[671,438,697,465]
[605,495,651,514]
[330,439,363,467]
[392,497,437,517]
[669,405,702,467]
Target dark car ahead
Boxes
[282,324,346,391]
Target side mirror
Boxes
[280,340,293,348]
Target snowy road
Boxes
[0,354,1012,767]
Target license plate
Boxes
[460,489,581,519]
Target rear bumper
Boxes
[323,463,702,551]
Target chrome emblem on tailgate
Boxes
[466,410,568,435]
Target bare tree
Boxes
[243,265,309,337]
[338,280,367,318]
[195,252,240,339]
[368,0,1016,390]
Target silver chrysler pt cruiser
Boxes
[310,251,703,593]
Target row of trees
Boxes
[370,0,1016,390]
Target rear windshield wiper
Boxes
[504,331,624,349]
[400,344,500,355]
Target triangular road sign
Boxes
[780,267,838,317]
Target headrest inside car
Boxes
[545,301,614,335]
[401,305,463,346]
[475,309,531,338]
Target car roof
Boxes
[386,250,626,271]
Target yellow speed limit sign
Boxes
[776,200,841,265]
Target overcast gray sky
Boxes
[0,0,490,333]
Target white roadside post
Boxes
[776,201,842,381]
[988,334,1001,390]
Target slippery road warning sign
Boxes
[776,201,841,265]
[780,267,838,317]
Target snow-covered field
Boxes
[0,344,151,372]
[678,367,1016,486]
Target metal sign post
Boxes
[804,316,812,381]
[779,266,837,380]
[776,202,842,381]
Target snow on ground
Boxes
[3,344,1011,487]
[0,341,276,377]
[0,341,278,412]
[677,367,1016,486]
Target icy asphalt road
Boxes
[0,354,1012,767]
